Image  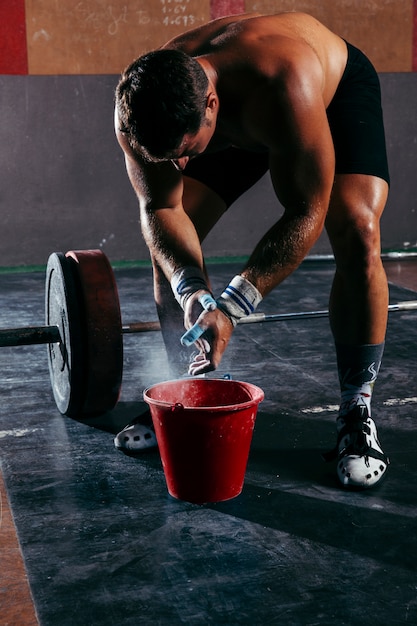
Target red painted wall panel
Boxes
[0,0,28,74]
[414,0,417,71]
[210,0,246,20]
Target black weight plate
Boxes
[45,252,86,417]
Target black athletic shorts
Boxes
[184,41,390,207]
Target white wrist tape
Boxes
[216,275,263,326]
[170,266,209,310]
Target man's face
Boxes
[168,121,214,171]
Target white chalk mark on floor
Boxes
[0,428,39,440]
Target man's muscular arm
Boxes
[115,116,222,341]
[188,46,336,374]
[240,46,335,295]
[115,117,205,278]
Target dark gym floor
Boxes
[1,257,417,625]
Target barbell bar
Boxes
[1,248,417,419]
[2,301,417,345]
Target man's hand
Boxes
[183,307,235,376]
[182,289,217,330]
[181,274,264,375]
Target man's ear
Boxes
[206,92,218,115]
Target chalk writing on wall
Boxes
[26,0,211,74]
[160,0,199,28]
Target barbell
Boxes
[1,249,417,419]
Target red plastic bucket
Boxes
[143,378,264,504]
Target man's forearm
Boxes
[242,210,325,296]
[140,204,205,280]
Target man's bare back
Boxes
[163,13,348,109]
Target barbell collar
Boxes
[0,325,61,347]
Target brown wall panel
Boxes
[26,0,210,75]
[24,0,415,74]
[248,0,413,71]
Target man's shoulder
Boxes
[161,13,261,55]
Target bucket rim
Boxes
[143,378,264,412]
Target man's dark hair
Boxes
[115,49,209,159]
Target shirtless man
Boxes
[114,12,390,489]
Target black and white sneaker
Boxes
[323,405,389,489]
[114,411,157,455]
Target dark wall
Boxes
[0,73,416,267]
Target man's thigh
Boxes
[326,173,389,257]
